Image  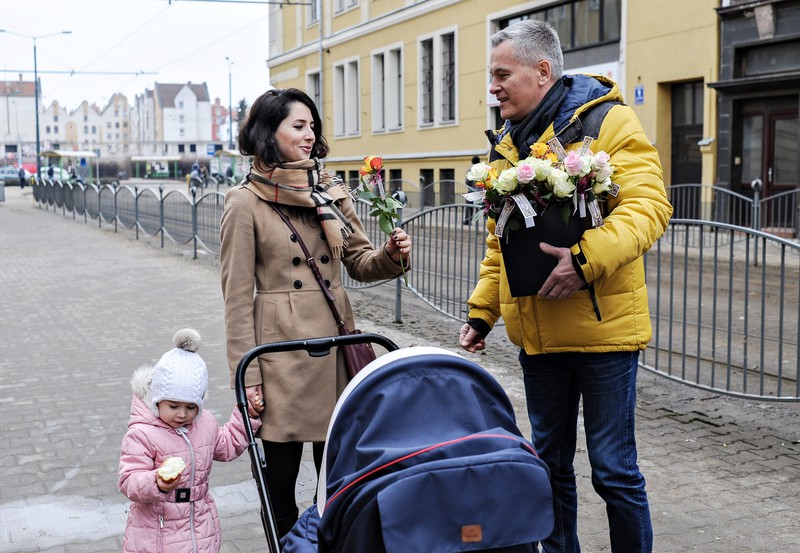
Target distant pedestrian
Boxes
[118,328,262,553]
[18,167,25,189]
[47,164,54,180]
[463,154,481,224]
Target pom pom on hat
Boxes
[151,329,208,415]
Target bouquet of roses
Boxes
[465,137,617,238]
[357,155,408,285]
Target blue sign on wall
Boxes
[634,85,644,105]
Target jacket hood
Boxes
[553,74,618,132]
[131,364,155,406]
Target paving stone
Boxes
[2,185,800,553]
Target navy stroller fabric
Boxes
[282,347,553,553]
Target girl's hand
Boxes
[246,384,265,418]
[386,228,412,264]
[156,473,181,493]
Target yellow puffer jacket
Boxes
[467,76,672,354]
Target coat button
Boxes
[324,280,331,288]
[320,232,327,241]
[293,280,303,289]
[320,255,330,264]
[290,234,298,242]
[292,257,301,266]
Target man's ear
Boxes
[537,59,553,85]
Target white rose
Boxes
[494,167,519,194]
[529,157,553,181]
[548,169,574,199]
[466,162,492,183]
[592,177,613,195]
[592,152,614,181]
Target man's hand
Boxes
[537,242,586,299]
[459,323,486,353]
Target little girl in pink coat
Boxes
[118,329,262,552]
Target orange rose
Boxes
[359,155,383,176]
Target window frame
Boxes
[371,43,404,134]
[417,26,459,130]
[333,56,361,138]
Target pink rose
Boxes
[516,161,536,184]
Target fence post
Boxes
[191,186,198,260]
[159,184,165,249]
[392,191,407,324]
[751,178,762,266]
[134,185,140,241]
[113,183,118,233]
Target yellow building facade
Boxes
[267,0,720,199]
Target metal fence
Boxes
[670,183,800,237]
[31,178,800,401]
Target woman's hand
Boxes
[386,227,412,264]
[246,384,265,418]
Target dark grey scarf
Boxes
[507,76,568,159]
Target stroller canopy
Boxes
[309,347,553,553]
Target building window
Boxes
[190,144,196,153]
[46,126,51,133]
[92,126,97,133]
[501,0,620,51]
[420,38,434,125]
[107,122,112,129]
[84,126,88,133]
[179,144,185,153]
[418,28,458,128]
[53,125,58,133]
[307,71,322,117]
[334,58,360,137]
[308,0,319,24]
[372,46,403,133]
[53,115,59,122]
[441,33,455,123]
[179,115,185,123]
[335,0,357,13]
[178,101,184,109]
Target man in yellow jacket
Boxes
[459,20,672,553]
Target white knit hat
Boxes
[151,329,208,415]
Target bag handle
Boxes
[269,204,348,332]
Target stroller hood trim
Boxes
[316,346,464,513]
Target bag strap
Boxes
[269,203,348,332]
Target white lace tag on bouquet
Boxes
[580,136,595,156]
[576,194,587,219]
[494,198,516,237]
[588,199,604,227]
[609,183,620,197]
[511,193,537,228]
[462,190,485,203]
[546,137,568,161]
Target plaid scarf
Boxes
[245,159,353,259]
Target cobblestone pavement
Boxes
[1,185,799,553]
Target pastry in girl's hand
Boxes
[157,456,186,483]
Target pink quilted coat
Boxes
[119,365,260,552]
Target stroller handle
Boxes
[234,333,399,552]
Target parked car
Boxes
[0,165,32,184]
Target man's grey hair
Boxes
[490,19,564,79]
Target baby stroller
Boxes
[235,334,554,553]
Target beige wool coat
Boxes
[220,179,404,442]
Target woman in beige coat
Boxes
[219,88,411,537]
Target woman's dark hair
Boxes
[238,88,329,163]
